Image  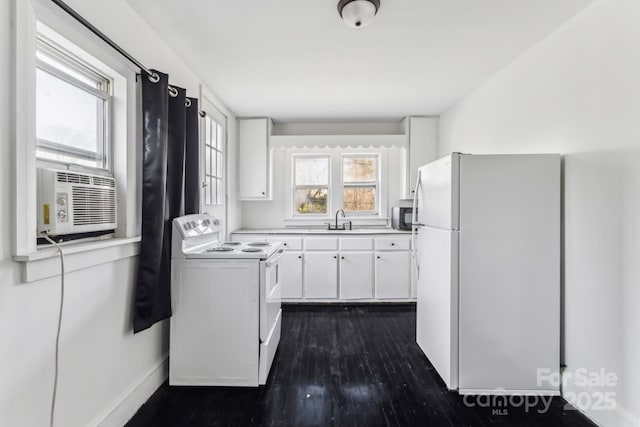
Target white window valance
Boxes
[269,134,407,150]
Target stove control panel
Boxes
[174,214,221,239]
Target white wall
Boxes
[0,0,236,425]
[439,0,640,425]
[240,120,413,229]
[240,147,410,229]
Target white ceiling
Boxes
[127,0,594,120]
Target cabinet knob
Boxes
[411,190,415,193]
[333,255,337,259]
[298,255,302,259]
[377,256,381,259]
[261,191,266,195]
[341,256,344,260]
[391,243,395,246]
[283,243,287,246]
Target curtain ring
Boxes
[168,86,178,97]
[185,98,192,108]
[148,72,160,83]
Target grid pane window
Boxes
[342,156,378,213]
[294,156,329,215]
[35,38,111,170]
[203,116,224,206]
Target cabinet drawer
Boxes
[266,237,302,251]
[375,237,410,251]
[340,238,373,251]
[305,238,338,251]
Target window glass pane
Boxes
[205,117,212,146]
[343,157,376,183]
[295,157,329,186]
[37,50,102,88]
[216,179,223,205]
[344,187,376,212]
[209,176,215,205]
[216,152,222,178]
[296,188,328,214]
[36,68,102,164]
[215,177,220,204]
[212,120,219,150]
[205,145,212,175]
[202,114,225,207]
[216,122,223,151]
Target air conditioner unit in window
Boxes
[37,168,117,236]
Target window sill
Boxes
[13,236,141,283]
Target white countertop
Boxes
[231,228,411,235]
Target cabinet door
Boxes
[304,252,338,299]
[238,118,271,200]
[339,252,374,299]
[375,251,411,299]
[281,252,303,299]
[407,117,437,199]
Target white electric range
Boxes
[169,214,283,387]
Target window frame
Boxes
[202,113,224,207]
[35,35,113,173]
[12,1,140,258]
[199,91,228,237]
[292,153,331,217]
[285,149,388,226]
[340,154,380,216]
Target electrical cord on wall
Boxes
[41,233,65,427]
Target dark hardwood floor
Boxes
[126,304,595,427]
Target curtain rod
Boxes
[50,0,199,108]
[50,0,155,77]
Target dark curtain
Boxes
[134,70,197,333]
[184,97,200,214]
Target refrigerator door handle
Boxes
[411,170,422,279]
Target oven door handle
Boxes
[265,249,285,268]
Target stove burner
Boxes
[247,242,271,247]
[222,241,242,246]
[206,246,235,252]
[242,248,264,253]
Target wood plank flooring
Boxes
[126,304,595,427]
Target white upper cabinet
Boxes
[238,118,272,200]
[404,116,438,199]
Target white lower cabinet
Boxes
[339,252,374,299]
[304,252,338,299]
[375,251,411,299]
[266,237,303,299]
[230,232,414,302]
[280,251,303,299]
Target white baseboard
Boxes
[617,405,640,427]
[572,402,640,427]
[562,372,640,427]
[98,354,168,427]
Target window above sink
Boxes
[285,148,388,228]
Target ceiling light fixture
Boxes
[337,0,380,29]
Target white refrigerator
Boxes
[412,153,560,395]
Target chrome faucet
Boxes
[335,209,345,229]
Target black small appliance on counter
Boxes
[391,207,416,230]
